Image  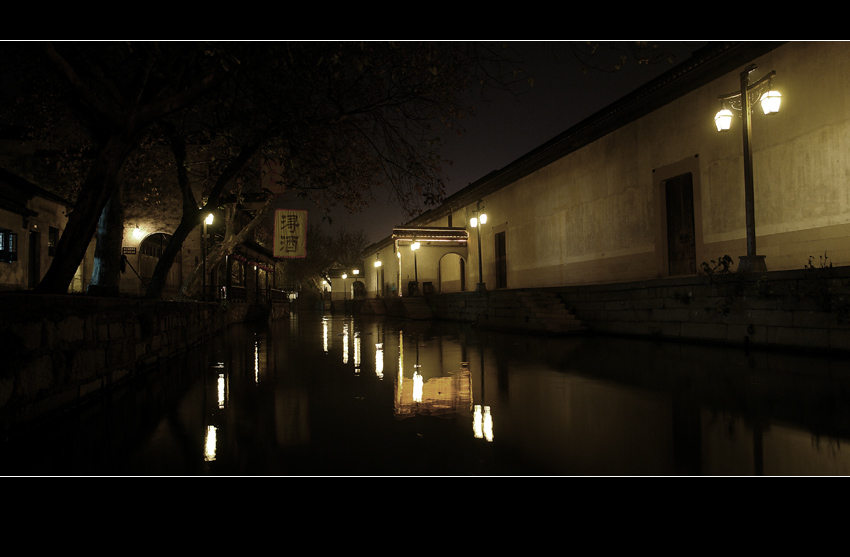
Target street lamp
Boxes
[410,241,420,295]
[374,256,382,298]
[203,212,214,301]
[410,241,420,281]
[342,272,348,300]
[470,200,487,291]
[714,64,782,272]
[396,250,401,297]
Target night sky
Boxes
[284,41,707,245]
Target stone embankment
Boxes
[555,266,850,354]
[358,266,850,354]
[0,294,287,438]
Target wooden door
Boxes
[665,173,696,276]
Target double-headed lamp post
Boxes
[470,201,487,291]
[714,64,782,273]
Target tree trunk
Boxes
[34,134,136,295]
[143,207,203,300]
[87,185,124,297]
[176,198,276,299]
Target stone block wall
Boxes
[424,267,850,354]
[0,294,247,438]
[553,266,850,353]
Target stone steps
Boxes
[478,290,586,335]
[385,296,435,320]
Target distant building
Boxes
[0,167,72,291]
[362,41,850,296]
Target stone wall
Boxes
[427,267,850,354]
[0,294,248,438]
[555,266,850,353]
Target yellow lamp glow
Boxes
[715,109,733,131]
[410,242,420,251]
[470,217,478,228]
[760,90,782,115]
[205,213,214,225]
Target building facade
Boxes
[361,41,850,297]
[0,168,72,291]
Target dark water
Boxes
[3,311,850,476]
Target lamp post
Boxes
[203,212,214,301]
[410,242,420,283]
[470,200,487,291]
[342,272,348,300]
[409,241,420,296]
[714,64,782,273]
[374,256,382,298]
[396,250,401,297]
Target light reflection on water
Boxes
[3,311,850,476]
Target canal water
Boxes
[3,311,850,476]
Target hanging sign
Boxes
[274,209,307,258]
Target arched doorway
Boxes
[439,252,467,293]
[352,280,366,300]
[138,233,183,296]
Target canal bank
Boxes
[0,293,288,438]
[359,266,850,354]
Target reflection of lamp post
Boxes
[473,346,493,442]
[470,200,487,291]
[714,64,782,273]
[374,256,382,298]
[203,212,214,301]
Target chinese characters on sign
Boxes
[274,209,307,258]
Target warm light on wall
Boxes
[470,213,486,227]
[714,109,734,131]
[760,90,782,114]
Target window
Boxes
[0,229,18,262]
[48,226,58,256]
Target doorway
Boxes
[495,231,507,289]
[28,230,40,288]
[665,173,696,276]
